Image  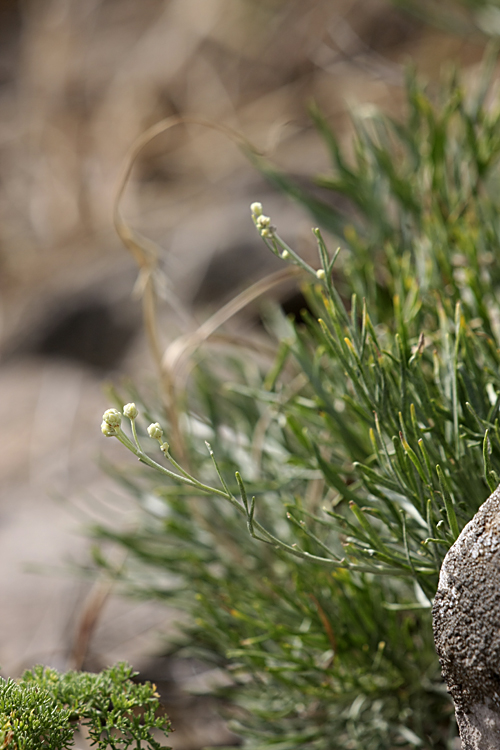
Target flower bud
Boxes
[102,408,122,428]
[316,269,326,280]
[123,402,139,420]
[256,214,271,228]
[101,421,117,437]
[147,422,163,440]
[250,202,263,216]
[281,250,290,260]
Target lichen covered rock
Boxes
[433,484,500,749]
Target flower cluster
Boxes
[101,408,122,437]
[250,202,275,238]
[101,403,169,453]
[250,200,330,278]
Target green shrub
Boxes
[96,53,500,748]
[0,662,170,749]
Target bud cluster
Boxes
[101,408,122,437]
[250,202,275,238]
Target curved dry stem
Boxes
[113,116,262,464]
[113,116,255,366]
[113,115,299,466]
[162,266,304,380]
[162,331,287,391]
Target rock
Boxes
[433,484,500,749]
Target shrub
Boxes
[96,52,500,748]
[0,662,170,749]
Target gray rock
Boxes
[433,484,500,749]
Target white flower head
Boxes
[250,202,263,216]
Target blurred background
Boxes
[0,0,490,746]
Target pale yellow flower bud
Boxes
[102,408,122,428]
[256,215,271,228]
[147,422,163,440]
[123,403,138,420]
[250,202,263,216]
[101,421,117,437]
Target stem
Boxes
[130,419,142,452]
[116,432,348,568]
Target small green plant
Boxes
[94,52,500,749]
[0,662,170,750]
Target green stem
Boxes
[130,419,142,452]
